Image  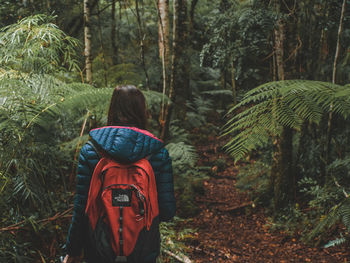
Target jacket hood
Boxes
[89,126,164,163]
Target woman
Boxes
[63,85,176,263]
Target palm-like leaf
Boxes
[223,80,350,161]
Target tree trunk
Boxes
[331,0,346,84]
[111,0,118,64]
[135,0,150,89]
[274,20,285,81]
[157,0,171,70]
[189,0,199,32]
[270,3,295,214]
[171,0,190,118]
[84,0,93,84]
[158,0,190,140]
[97,1,108,86]
[159,0,176,140]
[325,0,346,181]
[155,0,171,137]
[270,127,294,214]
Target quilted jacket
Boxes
[65,126,176,259]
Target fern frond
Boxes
[224,80,350,162]
[306,198,350,244]
[324,236,346,248]
[166,142,198,167]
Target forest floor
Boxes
[186,133,350,263]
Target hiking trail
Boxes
[186,135,350,263]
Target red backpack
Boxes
[84,141,160,263]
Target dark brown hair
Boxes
[107,85,148,129]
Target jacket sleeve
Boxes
[65,143,100,256]
[149,148,176,222]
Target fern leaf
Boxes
[224,80,350,162]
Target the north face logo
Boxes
[112,189,132,207]
[115,194,129,202]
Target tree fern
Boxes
[223,80,350,161]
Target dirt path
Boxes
[186,135,350,263]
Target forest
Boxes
[0,0,350,262]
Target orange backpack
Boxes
[85,141,160,263]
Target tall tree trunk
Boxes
[157,0,171,70]
[325,0,347,181]
[189,0,199,32]
[274,20,285,81]
[97,1,108,86]
[158,0,190,140]
[171,0,190,118]
[155,0,171,137]
[84,0,93,84]
[135,0,150,89]
[270,127,294,213]
[270,2,294,214]
[111,0,118,64]
[159,0,176,140]
[160,0,189,140]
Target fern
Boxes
[324,236,346,248]
[223,80,350,161]
[166,142,198,168]
[0,81,167,133]
[306,198,350,245]
[159,217,195,262]
[168,123,191,144]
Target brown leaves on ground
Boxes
[186,136,350,263]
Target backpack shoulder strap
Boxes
[86,140,102,159]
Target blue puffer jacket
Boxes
[65,126,176,258]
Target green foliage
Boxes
[305,198,350,246]
[324,236,347,248]
[0,15,86,262]
[201,0,275,88]
[166,137,208,217]
[297,156,350,246]
[186,95,215,128]
[159,217,195,262]
[223,80,350,162]
[236,160,270,200]
[93,60,145,88]
[0,14,80,73]
[166,142,198,168]
[299,177,340,213]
